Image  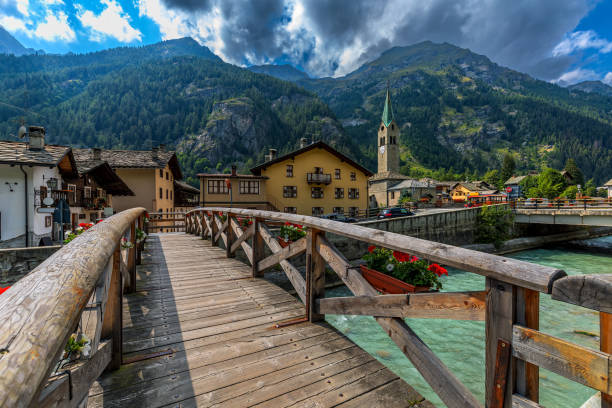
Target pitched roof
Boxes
[0,140,71,167]
[453,181,497,192]
[504,175,527,185]
[72,149,133,195]
[388,179,433,190]
[368,171,409,182]
[605,178,612,187]
[381,86,394,127]
[250,141,374,177]
[198,173,266,179]
[174,180,200,194]
[74,148,183,180]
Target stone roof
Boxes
[453,181,497,192]
[74,147,183,180]
[174,180,200,194]
[198,173,267,179]
[504,175,527,185]
[604,178,612,187]
[388,179,433,190]
[369,171,409,182]
[0,140,71,167]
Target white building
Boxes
[605,178,612,198]
[0,127,77,248]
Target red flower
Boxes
[393,251,411,263]
[296,224,303,229]
[285,222,291,226]
[0,286,10,295]
[428,263,448,277]
[367,245,376,253]
[410,256,419,263]
[79,223,87,227]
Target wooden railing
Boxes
[0,207,146,408]
[146,211,186,232]
[186,207,612,408]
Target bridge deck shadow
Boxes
[87,233,432,407]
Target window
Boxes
[239,180,260,195]
[283,186,297,198]
[166,189,168,199]
[284,207,297,214]
[334,169,341,179]
[333,207,344,214]
[166,171,169,180]
[348,188,359,199]
[314,167,323,174]
[159,169,163,178]
[84,187,92,199]
[390,191,395,199]
[286,165,293,177]
[350,172,356,181]
[334,188,344,199]
[349,207,359,217]
[98,188,105,198]
[312,207,324,216]
[311,187,323,198]
[380,137,385,145]
[207,180,229,194]
[67,184,76,202]
[159,188,163,199]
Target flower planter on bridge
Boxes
[359,265,432,294]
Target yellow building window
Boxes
[350,172,356,181]
[334,188,344,199]
[239,181,260,195]
[283,186,297,198]
[208,180,229,194]
[334,169,341,179]
[348,188,359,199]
[312,207,324,216]
[349,207,359,217]
[286,165,293,177]
[333,207,343,214]
[311,187,323,199]
[284,207,297,214]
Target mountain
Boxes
[568,80,612,97]
[248,64,309,81]
[297,41,612,184]
[0,26,35,56]
[0,38,357,187]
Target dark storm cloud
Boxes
[156,0,593,80]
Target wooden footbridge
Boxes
[1,207,611,407]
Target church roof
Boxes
[381,86,394,127]
[369,171,409,182]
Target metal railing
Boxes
[306,173,331,184]
[514,197,612,211]
[186,207,612,408]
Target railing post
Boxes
[136,214,143,265]
[306,228,325,322]
[200,211,208,239]
[251,217,264,278]
[101,245,122,371]
[211,212,219,246]
[226,212,235,258]
[601,312,612,408]
[485,278,516,408]
[515,288,540,403]
[126,221,137,293]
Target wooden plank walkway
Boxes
[88,233,433,407]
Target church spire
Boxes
[381,82,394,127]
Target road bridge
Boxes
[514,200,612,227]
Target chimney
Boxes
[92,148,101,160]
[231,165,237,176]
[269,148,277,160]
[27,126,45,150]
[151,146,159,159]
[300,137,308,148]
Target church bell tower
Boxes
[377,85,400,174]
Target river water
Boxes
[325,236,612,407]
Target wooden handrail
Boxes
[188,207,566,293]
[0,207,145,408]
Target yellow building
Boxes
[449,181,497,202]
[250,141,373,216]
[199,166,269,210]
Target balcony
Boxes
[307,173,331,185]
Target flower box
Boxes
[359,265,432,294]
[278,237,291,248]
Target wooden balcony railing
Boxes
[0,207,146,407]
[186,207,612,408]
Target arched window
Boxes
[391,124,395,130]
[380,126,384,131]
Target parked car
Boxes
[377,208,414,219]
[320,213,357,223]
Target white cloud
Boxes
[552,30,612,56]
[16,0,29,17]
[33,10,75,42]
[603,72,612,86]
[0,15,27,32]
[41,0,65,5]
[136,0,193,41]
[555,68,599,85]
[77,0,142,43]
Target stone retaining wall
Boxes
[0,245,61,285]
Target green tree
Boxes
[584,178,597,197]
[500,153,516,185]
[563,158,584,186]
[475,205,514,249]
[561,185,578,199]
[483,169,501,189]
[526,168,567,199]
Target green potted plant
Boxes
[278,222,306,247]
[361,246,447,294]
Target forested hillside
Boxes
[0,39,358,186]
[299,42,612,184]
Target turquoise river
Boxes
[325,236,612,407]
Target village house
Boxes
[504,175,527,200]
[386,179,437,206]
[0,126,78,248]
[174,180,200,213]
[250,141,372,216]
[449,181,500,203]
[605,178,612,198]
[199,166,269,210]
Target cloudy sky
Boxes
[1,0,612,85]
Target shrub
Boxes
[475,205,514,249]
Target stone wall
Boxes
[0,245,60,285]
[329,207,484,260]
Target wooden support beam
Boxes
[551,274,612,313]
[213,214,227,244]
[306,228,325,322]
[37,340,112,408]
[486,278,515,408]
[211,213,219,246]
[490,339,512,408]
[315,291,486,320]
[101,246,122,371]
[251,217,265,277]
[601,312,612,408]
[202,212,212,240]
[126,221,136,293]
[511,394,544,408]
[257,236,306,272]
[230,219,255,255]
[512,325,611,394]
[81,258,113,355]
[315,235,481,408]
[259,222,306,304]
[515,288,539,403]
[226,213,235,258]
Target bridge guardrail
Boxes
[514,197,612,211]
[0,207,146,408]
[186,207,612,408]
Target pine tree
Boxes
[563,158,584,186]
[500,153,516,185]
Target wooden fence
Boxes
[186,207,612,408]
[0,208,146,408]
[146,211,186,232]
